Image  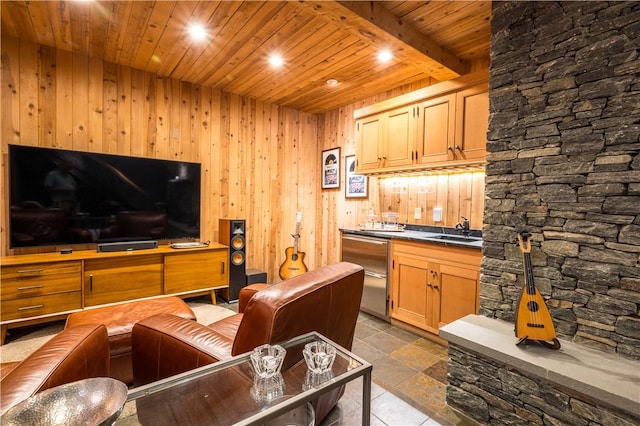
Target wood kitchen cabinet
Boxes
[390,240,480,334]
[354,71,488,174]
[416,83,488,166]
[356,105,416,173]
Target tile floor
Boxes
[220,299,477,426]
[317,311,478,426]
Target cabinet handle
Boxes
[89,274,93,292]
[17,268,43,275]
[17,285,44,291]
[455,145,462,151]
[433,285,439,290]
[222,261,225,274]
[448,146,454,152]
[427,283,432,288]
[18,304,44,311]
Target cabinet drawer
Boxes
[164,250,228,294]
[1,261,81,281]
[1,292,81,321]
[84,255,163,306]
[1,261,82,300]
[1,274,81,300]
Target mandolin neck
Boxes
[523,252,536,295]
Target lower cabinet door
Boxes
[391,254,429,329]
[164,249,228,294]
[84,255,163,306]
[438,264,479,327]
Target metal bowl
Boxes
[1,377,128,426]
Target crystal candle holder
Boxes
[250,344,286,379]
[302,341,336,374]
[250,373,285,403]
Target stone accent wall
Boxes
[447,345,640,425]
[483,1,640,359]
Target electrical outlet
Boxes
[414,207,422,220]
[433,207,442,222]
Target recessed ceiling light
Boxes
[377,50,393,63]
[188,23,207,41]
[268,54,284,68]
[326,79,339,86]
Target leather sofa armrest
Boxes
[131,313,232,386]
[0,324,109,415]
[238,283,271,313]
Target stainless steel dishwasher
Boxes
[341,233,389,321]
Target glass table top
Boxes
[116,332,372,426]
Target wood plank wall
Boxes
[1,35,487,282]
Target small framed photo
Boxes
[321,147,340,189]
[345,155,368,198]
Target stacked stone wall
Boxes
[447,345,640,425]
[483,1,640,359]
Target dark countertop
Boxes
[339,225,482,250]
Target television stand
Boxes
[0,244,229,345]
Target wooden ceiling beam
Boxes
[298,1,469,80]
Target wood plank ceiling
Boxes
[1,1,491,113]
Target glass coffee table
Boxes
[116,332,372,426]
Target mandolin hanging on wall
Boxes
[515,231,561,350]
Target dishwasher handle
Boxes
[364,270,386,279]
[342,235,388,245]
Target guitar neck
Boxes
[292,221,301,254]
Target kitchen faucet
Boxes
[455,217,470,237]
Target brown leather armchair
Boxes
[131,262,364,424]
[10,206,93,246]
[99,211,167,240]
[0,324,110,415]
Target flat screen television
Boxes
[8,145,201,249]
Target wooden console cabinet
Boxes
[0,244,229,344]
[390,240,480,334]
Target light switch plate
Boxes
[414,207,422,219]
[433,207,442,222]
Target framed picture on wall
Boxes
[345,155,368,198]
[321,147,340,189]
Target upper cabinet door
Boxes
[454,84,489,161]
[416,93,456,165]
[355,115,384,172]
[383,105,417,169]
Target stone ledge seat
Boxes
[440,314,640,422]
[65,296,196,384]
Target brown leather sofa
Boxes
[0,324,110,415]
[131,262,365,424]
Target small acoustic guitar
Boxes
[279,212,308,280]
[515,232,561,349]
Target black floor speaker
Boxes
[218,219,246,302]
